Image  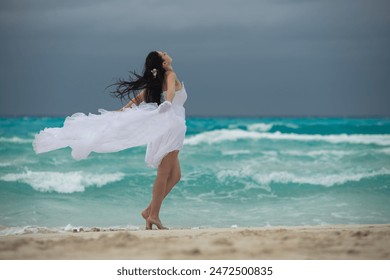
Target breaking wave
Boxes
[0,137,32,144]
[0,171,125,193]
[216,168,390,188]
[184,129,390,146]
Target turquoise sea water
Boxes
[1,117,390,234]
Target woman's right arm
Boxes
[118,90,145,111]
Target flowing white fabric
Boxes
[33,83,187,168]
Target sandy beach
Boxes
[0,224,389,260]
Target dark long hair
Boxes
[110,51,166,105]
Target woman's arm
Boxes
[117,90,145,111]
[165,71,177,103]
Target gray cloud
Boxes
[1,0,389,116]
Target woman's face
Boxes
[158,51,172,69]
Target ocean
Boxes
[1,117,390,234]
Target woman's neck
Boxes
[164,65,174,71]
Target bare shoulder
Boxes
[164,70,181,91]
[165,70,177,80]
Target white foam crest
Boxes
[247,123,273,132]
[0,136,32,143]
[185,129,262,145]
[259,169,390,187]
[0,170,125,193]
[217,168,390,187]
[217,169,243,181]
[247,122,299,132]
[282,123,299,129]
[283,149,354,157]
[221,150,251,156]
[184,129,390,146]
[0,158,38,167]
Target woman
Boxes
[33,51,188,230]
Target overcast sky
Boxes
[1,0,389,117]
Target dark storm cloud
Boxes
[1,0,389,116]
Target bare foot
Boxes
[141,209,152,230]
[141,209,150,220]
[147,217,168,230]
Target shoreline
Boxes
[1,224,389,260]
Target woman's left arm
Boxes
[117,90,145,111]
[165,71,177,103]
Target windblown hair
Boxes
[110,51,166,105]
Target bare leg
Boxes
[145,151,180,229]
[141,154,181,222]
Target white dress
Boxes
[33,83,188,168]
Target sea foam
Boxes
[247,123,273,132]
[247,122,299,132]
[217,168,390,188]
[184,129,390,146]
[0,136,32,144]
[0,171,125,193]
